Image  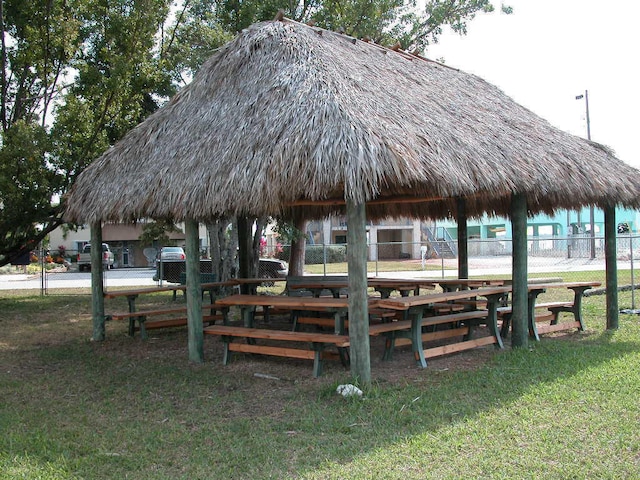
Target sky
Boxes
[426,0,640,168]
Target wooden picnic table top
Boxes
[376,286,512,310]
[284,277,503,291]
[215,293,373,310]
[235,277,287,284]
[524,281,601,290]
[103,281,236,299]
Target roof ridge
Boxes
[276,16,459,72]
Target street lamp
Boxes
[576,90,596,259]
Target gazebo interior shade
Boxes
[64,18,640,225]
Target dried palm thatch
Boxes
[64,19,640,224]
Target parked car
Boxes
[76,243,115,272]
[157,246,186,262]
[259,258,289,279]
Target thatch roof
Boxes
[64,19,640,224]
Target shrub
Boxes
[304,245,347,264]
[277,245,347,264]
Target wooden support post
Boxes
[186,219,204,362]
[90,222,105,341]
[347,199,371,384]
[457,198,469,279]
[604,204,619,330]
[510,193,528,348]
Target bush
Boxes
[277,245,347,264]
[304,245,347,264]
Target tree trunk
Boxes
[206,217,237,295]
[252,217,267,277]
[288,219,307,277]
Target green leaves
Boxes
[0,0,510,266]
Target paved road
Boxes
[0,256,622,291]
[0,268,157,291]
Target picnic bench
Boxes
[374,287,510,368]
[429,278,508,292]
[104,282,230,338]
[203,325,350,377]
[498,281,601,340]
[284,275,350,298]
[171,272,218,300]
[284,276,438,299]
[205,294,373,376]
[110,304,222,339]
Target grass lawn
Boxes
[1,287,639,479]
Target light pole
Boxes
[576,90,596,259]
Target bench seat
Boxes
[369,309,494,363]
[204,325,350,377]
[292,308,397,331]
[498,301,574,337]
[109,303,222,338]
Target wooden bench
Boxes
[203,325,350,377]
[292,307,397,331]
[249,275,335,322]
[375,286,511,367]
[497,281,600,340]
[109,303,222,339]
[368,309,492,364]
[285,275,349,298]
[497,301,574,337]
[172,272,219,300]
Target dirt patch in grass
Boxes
[3,290,609,434]
[0,292,523,419]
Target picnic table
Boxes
[104,281,235,312]
[206,294,381,376]
[367,278,437,298]
[103,281,235,337]
[523,281,601,340]
[285,277,433,298]
[284,276,506,298]
[214,294,365,334]
[425,278,508,292]
[376,286,511,367]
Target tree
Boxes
[0,0,84,264]
[212,0,511,52]
[189,0,511,277]
[0,0,509,267]
[138,220,183,247]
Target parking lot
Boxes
[0,267,157,291]
[0,255,619,292]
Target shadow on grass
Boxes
[2,294,640,478]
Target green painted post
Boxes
[90,222,105,341]
[604,205,619,330]
[347,199,371,385]
[510,193,528,348]
[186,219,204,362]
[457,198,469,279]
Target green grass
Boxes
[1,287,640,478]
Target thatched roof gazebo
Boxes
[65,19,640,382]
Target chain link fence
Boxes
[2,236,639,308]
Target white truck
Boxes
[76,243,115,272]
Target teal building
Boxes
[437,207,640,240]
